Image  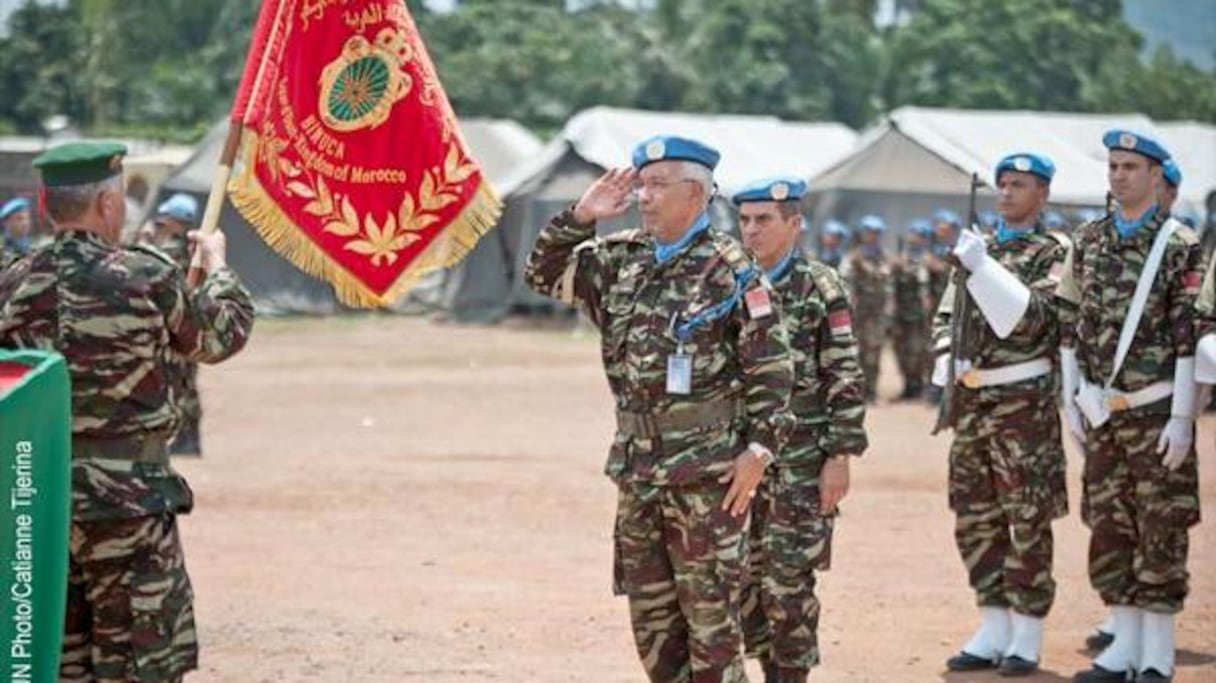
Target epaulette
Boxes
[1045,231,1073,251]
[807,258,846,304]
[1170,219,1199,247]
[600,227,646,244]
[712,233,757,282]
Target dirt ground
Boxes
[174,316,1215,683]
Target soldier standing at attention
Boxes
[891,219,933,401]
[816,219,848,270]
[140,193,206,456]
[0,142,255,682]
[733,177,867,683]
[933,153,1069,676]
[925,209,961,404]
[841,214,889,403]
[524,135,795,682]
[1059,131,1201,683]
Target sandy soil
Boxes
[173,316,1215,683]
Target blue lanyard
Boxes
[995,219,1034,244]
[655,212,711,264]
[673,265,758,343]
[1114,203,1158,240]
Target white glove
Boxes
[931,353,949,387]
[952,230,987,272]
[1158,357,1198,470]
[1157,416,1193,470]
[1059,347,1086,448]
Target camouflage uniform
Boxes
[840,248,888,401]
[1056,210,1202,613]
[0,230,254,682]
[933,228,1069,618]
[155,234,203,456]
[525,209,795,683]
[738,252,867,681]
[890,249,930,398]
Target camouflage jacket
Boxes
[890,250,930,324]
[1195,252,1216,341]
[774,251,868,462]
[0,230,255,519]
[933,229,1066,405]
[525,209,795,486]
[840,248,889,319]
[1056,211,1202,404]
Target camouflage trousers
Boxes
[614,479,748,683]
[1081,411,1200,613]
[949,390,1068,617]
[855,318,885,398]
[892,318,929,389]
[740,463,834,681]
[61,513,198,683]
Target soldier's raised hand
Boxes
[572,167,637,225]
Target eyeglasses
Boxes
[632,178,698,195]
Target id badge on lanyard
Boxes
[666,343,692,395]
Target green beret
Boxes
[32,141,127,187]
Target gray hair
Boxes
[677,161,714,206]
[44,175,122,224]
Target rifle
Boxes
[932,172,983,435]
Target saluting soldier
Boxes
[733,177,868,683]
[933,153,1069,677]
[0,142,254,682]
[891,219,933,401]
[524,135,795,682]
[841,215,889,403]
[1059,131,1202,683]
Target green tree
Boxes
[0,1,85,133]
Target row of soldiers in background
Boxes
[525,134,868,682]
[930,130,1205,683]
[819,155,1208,406]
[1,188,208,456]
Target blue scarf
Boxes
[655,212,711,265]
[767,249,796,282]
[995,219,1034,245]
[1114,203,1158,240]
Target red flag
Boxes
[227,0,501,307]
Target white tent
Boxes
[807,106,1215,244]
[157,118,542,314]
[445,106,858,321]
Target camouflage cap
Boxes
[32,141,128,187]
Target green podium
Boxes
[0,350,71,679]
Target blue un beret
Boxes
[933,209,961,226]
[859,214,886,232]
[908,219,933,236]
[995,152,1055,184]
[155,193,199,224]
[0,197,31,221]
[1103,129,1171,164]
[632,134,720,171]
[731,176,807,206]
[823,219,848,237]
[1163,159,1182,188]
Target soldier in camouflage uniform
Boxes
[524,135,795,683]
[140,193,205,456]
[840,215,889,403]
[814,219,847,270]
[0,142,255,683]
[733,177,868,683]
[1058,131,1201,683]
[924,210,961,405]
[890,219,933,401]
[1,196,34,270]
[932,153,1068,676]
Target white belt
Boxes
[958,358,1052,389]
[1102,380,1174,412]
